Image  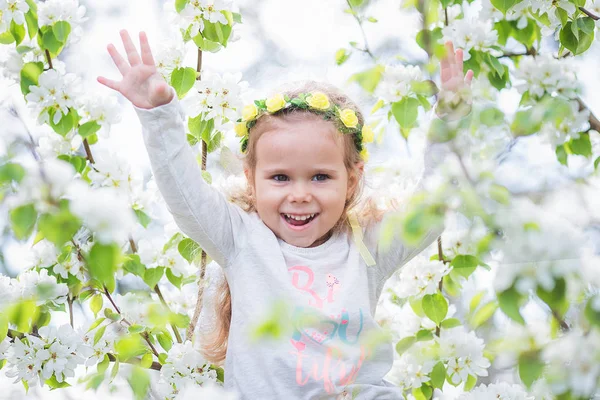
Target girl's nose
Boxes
[288,183,312,203]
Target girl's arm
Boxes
[368,41,473,283]
[98,30,252,266]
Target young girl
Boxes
[98,30,472,399]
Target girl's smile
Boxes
[246,114,360,248]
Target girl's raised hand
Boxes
[436,41,474,120]
[440,40,474,92]
[97,30,173,109]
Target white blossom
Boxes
[37,128,84,159]
[0,0,29,26]
[176,382,239,400]
[542,329,600,398]
[457,382,533,399]
[158,341,219,400]
[67,183,137,245]
[440,16,499,61]
[513,55,580,100]
[78,95,122,134]
[14,268,68,306]
[37,0,87,43]
[394,259,451,299]
[181,71,247,129]
[375,64,425,103]
[25,69,83,126]
[437,327,490,384]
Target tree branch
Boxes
[187,48,208,342]
[576,97,600,133]
[579,6,600,20]
[154,285,183,344]
[345,0,376,61]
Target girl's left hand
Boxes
[440,41,474,92]
[436,41,474,120]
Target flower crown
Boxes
[234,91,374,161]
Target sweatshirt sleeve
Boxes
[133,90,254,267]
[367,106,470,283]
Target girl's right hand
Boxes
[97,30,173,109]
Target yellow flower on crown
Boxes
[234,122,248,137]
[361,124,374,143]
[266,93,286,113]
[360,147,369,162]
[340,108,358,128]
[307,92,330,110]
[242,104,258,121]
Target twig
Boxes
[345,0,376,60]
[107,353,162,371]
[579,6,600,20]
[187,48,208,342]
[154,285,183,344]
[499,47,537,58]
[552,309,570,332]
[435,236,445,337]
[576,97,600,133]
[68,296,74,328]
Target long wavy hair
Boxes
[199,80,384,365]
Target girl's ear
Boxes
[244,168,255,196]
[347,161,364,199]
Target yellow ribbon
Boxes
[349,214,376,267]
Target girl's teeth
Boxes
[285,213,315,221]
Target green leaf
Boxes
[10,204,37,240]
[411,80,439,97]
[464,375,477,391]
[409,296,425,317]
[416,329,434,341]
[440,318,461,329]
[41,27,63,54]
[10,21,26,45]
[348,0,364,6]
[191,33,223,52]
[97,354,110,373]
[560,20,594,55]
[430,362,446,389]
[422,293,448,325]
[87,317,105,333]
[87,243,121,289]
[175,0,189,12]
[79,121,101,138]
[584,297,600,328]
[178,238,201,263]
[0,314,8,342]
[49,108,79,136]
[348,65,384,94]
[511,109,542,136]
[391,97,420,129]
[556,144,568,166]
[498,286,525,324]
[20,61,44,95]
[568,133,592,157]
[93,325,106,345]
[143,267,164,288]
[104,308,121,321]
[110,358,120,382]
[45,375,71,389]
[52,21,71,42]
[24,9,38,39]
[166,269,183,289]
[90,294,103,317]
[140,353,153,369]
[536,278,567,317]
[202,20,232,46]
[518,350,544,388]
[0,30,15,44]
[170,67,196,98]
[157,332,173,352]
[470,301,498,328]
[134,209,152,228]
[491,0,517,14]
[116,334,147,362]
[395,336,416,356]
[335,48,351,66]
[128,324,145,334]
[450,254,478,269]
[123,254,146,277]
[128,366,150,400]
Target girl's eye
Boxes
[272,174,289,182]
[313,174,330,181]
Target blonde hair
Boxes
[200,80,384,365]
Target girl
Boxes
[98,30,472,399]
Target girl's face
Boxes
[247,117,361,248]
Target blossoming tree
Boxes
[1,0,600,399]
